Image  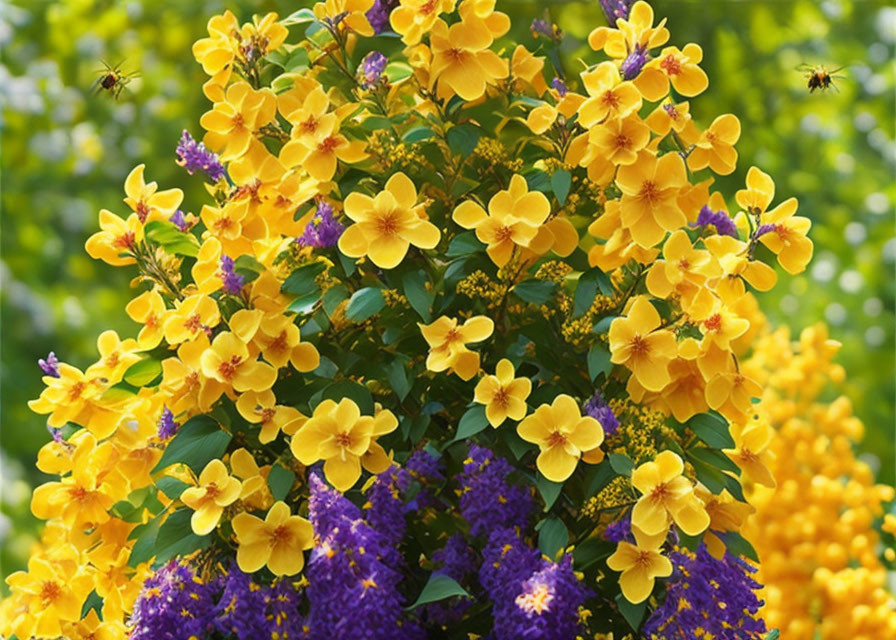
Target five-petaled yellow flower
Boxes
[606,525,672,604]
[290,398,397,492]
[180,459,242,535]
[419,315,494,381]
[609,296,678,392]
[473,359,532,427]
[338,172,441,269]
[630,450,709,536]
[517,394,605,482]
[232,501,314,576]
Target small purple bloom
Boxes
[694,204,739,238]
[169,210,191,232]
[38,351,60,377]
[157,407,179,440]
[366,0,399,34]
[46,424,64,444]
[620,45,649,80]
[603,517,632,543]
[220,255,245,295]
[297,200,344,248]
[459,445,534,538]
[130,560,219,640]
[551,77,568,97]
[755,223,775,238]
[176,130,227,183]
[358,51,388,90]
[583,391,620,437]
[599,0,636,24]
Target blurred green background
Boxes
[1,0,893,591]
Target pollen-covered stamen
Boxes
[232,113,245,130]
[39,580,62,604]
[68,381,87,402]
[376,211,400,237]
[494,225,515,243]
[218,355,242,380]
[114,231,136,249]
[259,407,276,423]
[678,258,691,270]
[268,524,293,548]
[629,335,649,357]
[615,133,631,149]
[317,136,340,153]
[546,430,568,448]
[492,386,510,408]
[267,331,289,355]
[649,481,670,502]
[601,89,620,109]
[660,54,682,76]
[703,313,722,333]
[184,313,202,334]
[300,116,319,134]
[136,202,151,223]
[640,181,660,204]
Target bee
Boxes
[93,60,139,100]
[798,64,845,93]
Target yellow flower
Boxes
[123,164,184,225]
[645,229,720,320]
[391,0,457,46]
[314,0,374,36]
[160,337,227,414]
[180,458,241,535]
[232,501,314,576]
[236,389,307,444]
[429,17,508,101]
[290,398,398,491]
[578,62,642,129]
[199,331,278,394]
[614,151,687,248]
[696,486,755,559]
[473,359,531,427]
[609,296,677,392]
[724,417,776,488]
[125,290,168,350]
[200,82,276,161]
[704,234,777,303]
[452,174,551,267]
[588,1,669,59]
[84,329,140,382]
[606,525,672,604]
[634,44,709,101]
[517,394,604,482]
[279,100,368,182]
[686,113,741,175]
[419,315,494,380]
[85,210,142,266]
[229,447,273,511]
[510,44,547,95]
[252,313,321,372]
[162,293,220,345]
[631,450,709,536]
[584,114,651,167]
[192,10,240,100]
[338,172,440,269]
[28,363,116,437]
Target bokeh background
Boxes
[1,0,893,593]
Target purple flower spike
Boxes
[694,204,739,238]
[219,255,245,295]
[583,391,620,437]
[176,130,227,183]
[297,200,344,248]
[38,351,60,377]
[157,407,179,440]
[366,0,399,34]
[551,77,568,97]
[358,51,388,90]
[620,46,649,80]
[599,0,636,24]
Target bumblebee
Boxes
[94,60,139,100]
[799,64,844,93]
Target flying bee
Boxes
[93,60,139,100]
[798,63,845,93]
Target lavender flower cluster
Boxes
[458,444,534,537]
[583,391,620,437]
[296,200,344,248]
[175,130,227,183]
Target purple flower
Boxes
[425,534,478,626]
[643,544,767,640]
[551,77,568,97]
[129,560,219,640]
[365,466,411,547]
[157,407,179,440]
[38,351,60,377]
[583,391,620,437]
[458,445,534,538]
[358,51,388,90]
[599,0,636,23]
[214,566,272,638]
[366,0,399,34]
[176,130,226,183]
[169,209,191,232]
[754,223,775,238]
[603,517,632,543]
[694,204,739,238]
[405,448,445,510]
[297,200,344,249]
[220,255,245,295]
[46,424,63,444]
[620,45,649,80]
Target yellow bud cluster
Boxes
[534,260,573,283]
[381,288,409,308]
[581,476,634,520]
[456,270,506,307]
[474,137,523,173]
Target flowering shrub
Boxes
[3,0,890,638]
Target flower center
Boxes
[678,258,690,270]
[40,580,62,604]
[640,181,659,204]
[660,54,682,76]
[184,313,203,334]
[515,582,554,615]
[269,524,292,547]
[317,135,340,153]
[136,202,151,223]
[601,89,620,109]
[703,313,722,333]
[629,334,648,357]
[614,133,630,150]
[68,381,86,402]
[650,482,670,502]
[114,231,136,249]
[335,431,353,449]
[546,430,568,448]
[376,211,400,237]
[268,331,289,354]
[493,386,509,408]
[300,116,319,134]
[218,355,242,380]
[232,113,245,130]
[260,407,276,423]
[495,225,514,243]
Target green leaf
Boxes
[536,473,563,511]
[123,358,162,387]
[156,476,190,500]
[319,380,375,415]
[281,261,326,295]
[385,358,412,401]
[80,590,103,619]
[687,412,735,449]
[608,453,634,477]
[585,461,615,497]
[322,284,349,316]
[593,315,617,334]
[513,280,556,304]
[282,7,316,24]
[524,169,552,193]
[446,231,485,257]
[551,169,572,205]
[573,536,613,570]
[765,630,780,640]
[268,464,296,502]
[385,61,413,83]
[143,220,199,256]
[233,255,265,284]
[402,127,435,143]
[406,573,469,610]
[573,267,613,317]
[362,116,392,131]
[152,415,231,474]
[587,343,612,381]
[454,405,489,440]
[153,508,210,566]
[127,518,161,567]
[446,123,481,156]
[616,593,647,631]
[724,473,747,502]
[537,517,569,559]
[689,455,728,494]
[687,446,740,475]
[402,270,433,322]
[345,287,385,321]
[725,530,760,563]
